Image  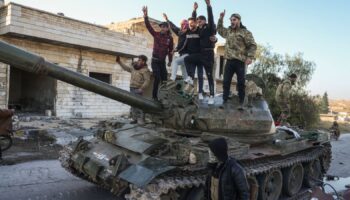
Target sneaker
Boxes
[238,103,244,111]
[208,96,215,105]
[198,93,204,100]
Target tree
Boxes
[249,45,319,127]
[320,92,330,114]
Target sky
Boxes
[6,0,350,99]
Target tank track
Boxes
[59,143,331,200]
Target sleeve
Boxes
[168,20,180,36]
[140,70,151,90]
[231,163,250,200]
[192,10,197,19]
[207,6,215,35]
[244,30,257,60]
[282,83,292,101]
[217,18,228,38]
[168,36,174,63]
[144,16,156,37]
[118,62,132,73]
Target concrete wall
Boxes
[0,63,9,109]
[1,37,135,118]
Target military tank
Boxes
[0,40,331,200]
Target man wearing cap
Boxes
[116,55,151,125]
[206,137,250,200]
[184,0,217,104]
[142,6,174,101]
[275,73,297,124]
[218,11,257,110]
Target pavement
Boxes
[328,134,350,178]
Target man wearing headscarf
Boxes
[218,11,257,110]
[206,138,250,200]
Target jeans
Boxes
[223,59,246,103]
[197,65,204,93]
[184,50,215,96]
[151,58,167,99]
[170,54,188,81]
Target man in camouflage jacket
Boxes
[275,74,297,124]
[217,11,257,110]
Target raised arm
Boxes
[116,56,131,73]
[217,10,228,38]
[192,2,198,19]
[143,6,156,36]
[205,0,215,34]
[163,13,180,36]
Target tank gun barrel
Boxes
[0,40,162,113]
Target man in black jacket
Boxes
[184,0,216,104]
[206,138,250,200]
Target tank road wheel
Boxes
[0,135,12,151]
[248,176,259,200]
[303,159,322,188]
[258,169,283,200]
[283,163,304,196]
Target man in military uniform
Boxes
[117,55,151,125]
[275,74,297,124]
[218,10,257,110]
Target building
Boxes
[0,2,165,118]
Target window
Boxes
[89,72,112,84]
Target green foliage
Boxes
[320,92,330,114]
[250,45,319,127]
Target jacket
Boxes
[144,16,174,63]
[192,6,216,51]
[120,64,151,90]
[205,157,250,200]
[168,20,188,55]
[275,79,292,103]
[217,18,257,62]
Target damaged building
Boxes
[0,1,229,118]
[0,2,164,118]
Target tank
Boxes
[0,40,331,200]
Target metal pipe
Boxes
[0,40,162,113]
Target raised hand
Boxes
[194,2,198,10]
[142,6,148,17]
[220,10,226,19]
[116,56,121,63]
[163,13,168,21]
[205,0,211,6]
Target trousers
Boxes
[151,58,167,99]
[223,59,246,104]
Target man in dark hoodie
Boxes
[143,6,174,100]
[184,0,216,104]
[207,138,250,200]
[116,55,151,125]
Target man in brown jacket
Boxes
[116,55,151,125]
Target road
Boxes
[0,134,349,200]
[0,160,117,200]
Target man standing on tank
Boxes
[116,55,151,125]
[206,137,250,200]
[142,6,174,101]
[218,10,257,110]
[184,0,216,104]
